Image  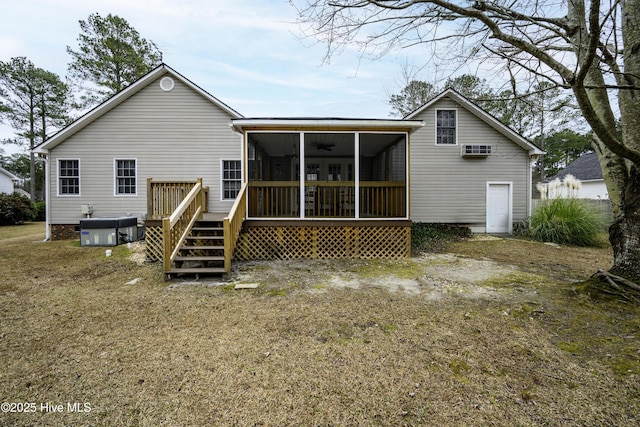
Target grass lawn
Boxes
[0,223,638,426]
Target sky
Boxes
[0,0,481,154]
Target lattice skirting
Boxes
[145,226,163,262]
[234,225,410,260]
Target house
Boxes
[405,91,543,233]
[547,152,608,199]
[35,64,542,276]
[0,166,20,194]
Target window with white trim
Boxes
[115,159,137,195]
[222,160,242,200]
[58,159,80,195]
[436,109,457,145]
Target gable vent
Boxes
[462,144,492,157]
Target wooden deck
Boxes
[144,179,411,275]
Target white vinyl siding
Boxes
[411,97,529,227]
[0,173,15,194]
[115,159,137,195]
[58,159,80,196]
[221,160,242,200]
[48,73,240,224]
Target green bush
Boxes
[0,193,36,226]
[529,198,604,246]
[34,201,46,221]
[412,223,471,252]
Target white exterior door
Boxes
[486,182,512,233]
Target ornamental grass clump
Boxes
[531,175,604,246]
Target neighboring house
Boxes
[35,64,542,274]
[0,167,20,194]
[547,152,608,199]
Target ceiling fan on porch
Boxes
[314,143,335,151]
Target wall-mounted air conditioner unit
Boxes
[461,144,492,157]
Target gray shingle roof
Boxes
[553,152,603,181]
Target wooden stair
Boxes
[167,219,227,277]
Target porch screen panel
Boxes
[247,132,300,218]
[359,134,407,218]
[304,133,355,218]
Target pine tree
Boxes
[67,13,162,107]
[0,57,69,200]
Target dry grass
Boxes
[1,225,638,426]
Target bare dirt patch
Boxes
[223,253,541,304]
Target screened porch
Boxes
[245,130,410,220]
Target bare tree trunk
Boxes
[607,0,640,280]
[609,169,640,280]
[567,0,640,281]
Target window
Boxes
[115,159,137,195]
[436,109,457,145]
[58,159,79,195]
[222,160,242,200]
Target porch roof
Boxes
[230,118,424,133]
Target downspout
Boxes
[42,151,51,241]
[528,153,538,217]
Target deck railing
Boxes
[147,178,208,219]
[248,181,300,217]
[162,179,204,273]
[223,183,247,273]
[247,181,406,218]
[360,181,406,218]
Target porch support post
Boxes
[299,132,305,219]
[406,132,410,219]
[354,132,360,220]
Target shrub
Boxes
[34,201,46,221]
[529,198,604,246]
[412,223,471,252]
[0,193,36,226]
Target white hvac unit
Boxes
[461,144,492,157]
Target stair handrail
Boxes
[162,178,204,273]
[223,182,247,273]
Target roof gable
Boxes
[406,88,544,155]
[0,166,19,180]
[36,64,243,152]
[553,152,603,181]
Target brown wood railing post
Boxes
[203,186,209,213]
[147,178,153,218]
[162,217,171,274]
[196,178,203,219]
[223,217,231,273]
